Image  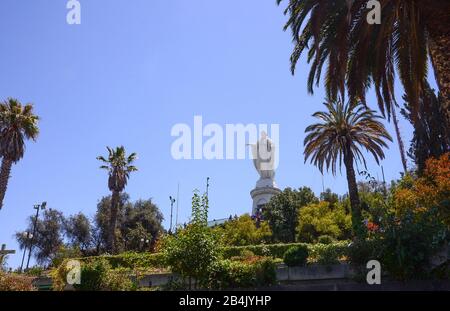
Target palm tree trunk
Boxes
[425,5,450,131]
[108,190,120,254]
[0,158,13,210]
[343,146,362,238]
[391,104,408,173]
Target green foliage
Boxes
[401,83,450,174]
[264,187,318,243]
[212,214,272,246]
[162,191,220,288]
[191,191,208,226]
[379,208,448,280]
[95,195,164,254]
[162,224,220,288]
[283,245,308,267]
[207,258,276,289]
[52,258,136,291]
[75,258,110,291]
[347,239,383,279]
[76,252,165,270]
[15,208,65,265]
[25,266,45,277]
[52,246,83,268]
[222,241,349,264]
[297,201,352,243]
[317,235,334,245]
[64,213,92,252]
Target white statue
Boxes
[250,131,276,180]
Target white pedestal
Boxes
[250,178,281,215]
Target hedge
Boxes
[222,241,350,263]
[56,241,349,273]
[79,252,165,269]
[206,257,277,289]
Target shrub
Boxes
[25,266,45,277]
[75,252,165,270]
[283,245,308,267]
[379,208,448,280]
[0,272,36,291]
[222,241,349,264]
[318,235,334,244]
[315,244,341,265]
[207,257,276,289]
[162,224,220,289]
[212,214,272,246]
[297,201,352,243]
[52,258,136,291]
[74,258,110,291]
[347,239,381,268]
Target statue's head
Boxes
[260,131,267,140]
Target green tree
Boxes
[297,201,351,243]
[278,0,450,133]
[122,198,164,251]
[162,191,220,289]
[401,82,450,174]
[97,146,137,254]
[0,98,39,210]
[213,214,272,246]
[94,193,129,253]
[64,212,93,253]
[15,209,64,265]
[94,194,164,253]
[304,100,392,237]
[263,187,317,243]
[320,188,339,206]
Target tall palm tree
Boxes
[0,98,39,210]
[304,100,392,236]
[278,0,450,143]
[97,146,137,253]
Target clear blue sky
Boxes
[0,0,423,269]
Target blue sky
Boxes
[0,0,423,268]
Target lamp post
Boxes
[139,238,150,252]
[25,202,46,271]
[169,196,175,234]
[19,231,33,273]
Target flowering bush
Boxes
[0,272,36,291]
[394,153,450,223]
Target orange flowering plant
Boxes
[393,153,450,226]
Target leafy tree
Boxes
[64,212,92,253]
[122,198,164,251]
[94,194,163,253]
[393,153,450,226]
[15,209,64,265]
[94,193,130,253]
[97,146,137,253]
[379,207,448,280]
[162,191,220,289]
[213,214,272,246]
[297,201,352,243]
[263,187,317,243]
[304,100,392,237]
[401,83,450,174]
[320,188,339,206]
[0,98,39,210]
[278,0,450,134]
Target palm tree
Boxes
[278,0,450,145]
[0,98,39,210]
[97,146,137,253]
[304,100,392,236]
